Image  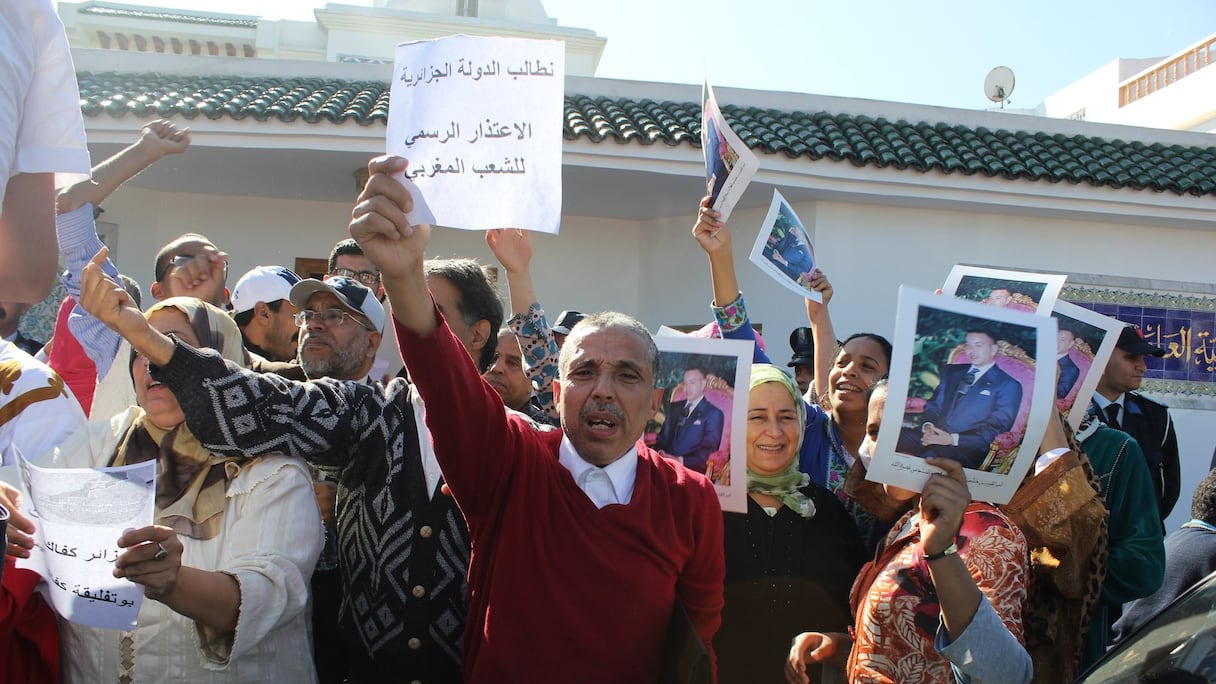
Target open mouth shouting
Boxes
[581,403,625,437]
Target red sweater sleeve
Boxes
[1,562,59,684]
[0,562,43,629]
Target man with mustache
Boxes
[654,366,725,475]
[899,328,1023,469]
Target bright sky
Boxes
[73,0,1216,110]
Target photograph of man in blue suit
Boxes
[898,329,1023,469]
[654,366,725,474]
[1056,328,1081,399]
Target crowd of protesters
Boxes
[0,4,1206,683]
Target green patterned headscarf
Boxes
[747,364,815,518]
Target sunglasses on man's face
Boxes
[328,268,380,287]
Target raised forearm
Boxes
[383,268,437,337]
[57,137,165,212]
[927,553,983,640]
[504,267,538,317]
[807,299,835,402]
[707,247,740,308]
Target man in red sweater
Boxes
[351,155,725,682]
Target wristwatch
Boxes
[922,541,958,562]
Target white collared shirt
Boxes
[1091,392,1125,426]
[411,386,443,500]
[558,434,639,508]
[684,396,703,415]
[1091,392,1124,410]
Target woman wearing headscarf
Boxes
[716,364,864,683]
[51,292,321,683]
[692,197,900,552]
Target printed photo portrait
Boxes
[941,265,1067,316]
[646,335,751,512]
[869,288,1058,504]
[1050,300,1125,429]
[700,79,758,223]
[748,190,822,303]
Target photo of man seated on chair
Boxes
[899,321,1035,472]
[654,365,726,476]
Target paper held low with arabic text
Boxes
[15,450,155,629]
[387,35,564,234]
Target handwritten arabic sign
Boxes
[15,452,155,629]
[387,35,565,234]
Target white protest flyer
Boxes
[15,452,155,629]
[647,335,752,513]
[942,265,1067,317]
[1051,300,1125,430]
[702,80,759,224]
[748,190,822,303]
[386,35,565,234]
[868,287,1057,504]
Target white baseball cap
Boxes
[230,266,302,315]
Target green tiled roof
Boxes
[76,71,1216,197]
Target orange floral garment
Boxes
[847,503,1028,683]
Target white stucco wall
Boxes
[96,178,1216,531]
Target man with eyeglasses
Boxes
[328,238,383,301]
[286,275,385,683]
[328,237,405,383]
[290,277,385,383]
[84,252,507,683]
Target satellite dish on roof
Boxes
[984,66,1016,108]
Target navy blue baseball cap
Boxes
[290,277,385,332]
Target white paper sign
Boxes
[15,451,155,629]
[941,265,1067,317]
[387,35,565,234]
